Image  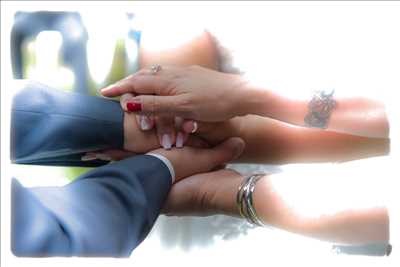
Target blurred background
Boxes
[9,9,143,181]
[3,2,400,267]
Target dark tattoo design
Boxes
[304,89,336,129]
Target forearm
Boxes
[238,116,389,164]
[201,170,389,245]
[200,115,389,164]
[11,81,124,166]
[12,155,172,257]
[252,174,389,245]
[241,84,389,138]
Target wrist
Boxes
[235,80,274,117]
[123,113,160,153]
[212,172,244,217]
[226,75,257,117]
[237,81,308,125]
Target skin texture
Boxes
[95,105,388,165]
[136,30,219,148]
[246,84,390,139]
[189,116,390,164]
[162,169,389,245]
[96,28,391,245]
[253,173,390,245]
[101,65,390,139]
[148,137,244,182]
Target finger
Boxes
[156,115,176,150]
[174,116,184,129]
[199,137,245,170]
[122,94,155,131]
[100,74,170,97]
[120,93,136,111]
[184,135,209,149]
[182,120,197,133]
[124,94,188,117]
[182,120,218,135]
[81,152,98,161]
[136,115,155,131]
[175,117,185,148]
[81,149,136,161]
[99,149,136,160]
[177,137,245,179]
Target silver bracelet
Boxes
[236,174,265,226]
[304,89,336,129]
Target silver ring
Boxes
[150,64,162,75]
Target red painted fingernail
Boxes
[126,102,142,112]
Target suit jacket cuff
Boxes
[11,81,124,166]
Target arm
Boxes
[11,28,219,165]
[163,167,390,246]
[240,82,390,139]
[11,138,244,257]
[11,81,124,167]
[12,155,172,257]
[101,66,391,139]
[188,116,389,164]
[252,173,389,245]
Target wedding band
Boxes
[150,64,162,75]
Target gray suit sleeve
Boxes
[11,81,124,167]
[12,155,172,257]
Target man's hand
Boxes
[149,137,245,182]
[82,107,211,161]
[162,169,244,217]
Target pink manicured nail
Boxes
[176,132,184,148]
[140,115,152,130]
[161,134,172,150]
[126,102,142,112]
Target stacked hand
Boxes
[95,65,256,217]
[84,102,247,217]
[101,65,254,149]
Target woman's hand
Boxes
[82,107,209,161]
[100,65,253,149]
[101,65,251,122]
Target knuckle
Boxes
[152,97,164,112]
[175,96,196,117]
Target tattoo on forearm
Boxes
[304,89,336,129]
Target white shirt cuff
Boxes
[146,153,175,184]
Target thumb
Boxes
[122,95,187,117]
[182,120,218,135]
[207,137,245,166]
[183,137,244,178]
